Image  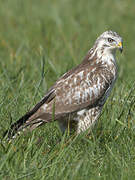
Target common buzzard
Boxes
[4,30,123,139]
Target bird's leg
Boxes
[58,115,77,134]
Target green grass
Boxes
[0,0,135,179]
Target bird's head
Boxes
[94,30,123,55]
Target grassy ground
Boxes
[0,0,135,179]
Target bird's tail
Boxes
[3,89,55,140]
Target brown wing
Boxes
[28,49,97,120]
[31,63,114,121]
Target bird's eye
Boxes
[108,38,114,43]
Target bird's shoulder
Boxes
[53,49,100,87]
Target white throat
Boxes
[96,46,117,65]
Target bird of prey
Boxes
[4,30,123,139]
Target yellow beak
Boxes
[118,42,123,53]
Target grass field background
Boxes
[0,0,135,179]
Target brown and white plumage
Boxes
[4,30,123,139]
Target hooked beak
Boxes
[117,42,123,53]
